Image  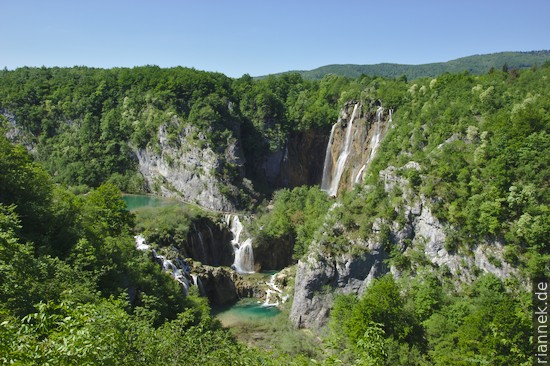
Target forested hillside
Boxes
[0,67,352,208]
[268,50,550,80]
[1,61,548,365]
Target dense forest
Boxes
[0,60,548,365]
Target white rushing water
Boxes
[195,224,208,262]
[376,106,383,123]
[321,103,360,197]
[134,234,150,251]
[320,123,338,192]
[225,214,255,273]
[191,274,205,296]
[263,273,289,307]
[354,113,383,184]
[151,249,190,295]
[134,235,195,295]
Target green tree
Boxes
[84,183,135,238]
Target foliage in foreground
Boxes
[326,274,532,366]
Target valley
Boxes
[0,59,548,365]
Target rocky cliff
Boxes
[290,245,388,329]
[253,234,294,271]
[290,161,517,329]
[135,119,245,212]
[184,216,234,267]
[248,128,329,190]
[193,264,254,305]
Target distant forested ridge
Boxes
[263,50,550,80]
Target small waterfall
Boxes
[324,103,360,197]
[376,106,383,123]
[225,214,255,273]
[191,274,206,296]
[354,164,367,184]
[134,235,149,251]
[134,235,208,296]
[235,238,254,274]
[152,249,190,295]
[206,224,215,244]
[369,121,382,164]
[192,223,208,262]
[263,273,289,307]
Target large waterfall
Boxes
[321,102,390,195]
[225,214,255,273]
[354,107,383,184]
[321,103,360,197]
[320,123,338,193]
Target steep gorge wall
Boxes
[248,128,329,190]
[136,120,244,212]
[184,216,234,267]
[290,161,518,329]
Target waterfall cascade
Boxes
[194,223,208,262]
[134,234,149,251]
[354,107,383,184]
[134,235,196,295]
[320,123,338,192]
[321,102,390,194]
[263,273,289,307]
[321,103,360,197]
[152,249,190,295]
[191,274,206,296]
[225,214,255,273]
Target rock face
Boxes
[193,264,254,305]
[136,120,244,212]
[1,109,36,153]
[379,163,516,283]
[279,129,330,187]
[290,244,388,329]
[290,161,517,329]
[250,128,329,189]
[184,216,234,267]
[253,235,294,271]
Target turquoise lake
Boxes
[214,298,281,328]
[122,194,175,211]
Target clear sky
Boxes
[1,0,549,77]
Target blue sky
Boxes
[1,0,549,77]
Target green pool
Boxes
[214,298,281,328]
[122,194,173,211]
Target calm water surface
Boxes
[214,298,281,328]
[122,194,174,211]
